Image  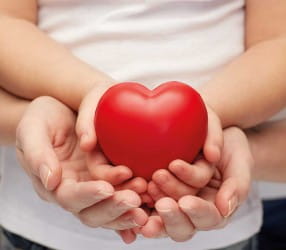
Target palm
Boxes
[137,127,252,240]
[54,136,106,183]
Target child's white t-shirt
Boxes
[0,1,262,250]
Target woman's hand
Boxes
[15,96,148,237]
[139,127,253,242]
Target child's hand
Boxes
[203,105,224,164]
[76,83,113,152]
[139,127,252,242]
[86,146,147,193]
[15,96,148,238]
[148,159,216,202]
[146,104,222,203]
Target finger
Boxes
[76,85,112,152]
[30,175,55,203]
[77,190,141,228]
[115,177,148,194]
[179,194,224,230]
[155,197,196,242]
[216,127,252,217]
[116,230,137,244]
[140,192,154,207]
[103,208,148,230]
[132,227,141,235]
[140,215,167,238]
[215,178,240,218]
[87,151,133,185]
[152,169,198,200]
[88,164,133,185]
[87,146,109,165]
[203,106,223,163]
[169,159,215,188]
[147,181,166,202]
[55,180,114,213]
[16,119,61,191]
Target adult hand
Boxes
[139,127,252,242]
[15,96,148,240]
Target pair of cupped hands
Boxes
[15,84,253,244]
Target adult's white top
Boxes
[0,0,262,249]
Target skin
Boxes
[12,95,222,243]
[0,1,222,240]
[199,0,286,128]
[0,0,113,111]
[7,92,286,244]
[1,0,286,245]
[14,96,149,236]
[138,0,286,241]
[134,126,253,242]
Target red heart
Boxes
[95,81,208,180]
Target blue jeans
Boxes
[0,228,52,250]
[1,227,257,250]
[258,199,286,250]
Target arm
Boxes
[199,0,286,128]
[247,119,286,182]
[0,88,29,144]
[0,0,113,111]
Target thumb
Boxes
[76,85,112,152]
[16,119,61,191]
[203,106,223,163]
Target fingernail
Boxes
[225,196,238,218]
[118,201,138,209]
[156,174,168,184]
[39,164,51,189]
[129,220,141,227]
[157,209,174,219]
[156,209,174,217]
[156,208,172,213]
[97,191,113,198]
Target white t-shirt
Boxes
[0,1,262,249]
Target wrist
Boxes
[245,127,261,179]
[0,98,29,145]
[199,89,238,129]
[52,72,115,111]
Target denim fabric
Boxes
[258,199,286,250]
[0,228,53,250]
[212,236,257,250]
[1,227,257,250]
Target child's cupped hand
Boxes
[148,104,223,203]
[119,105,224,243]
[76,83,151,243]
[75,82,148,195]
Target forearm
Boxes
[0,14,113,110]
[0,88,29,145]
[199,38,286,129]
[247,119,286,182]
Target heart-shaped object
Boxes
[95,81,208,180]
